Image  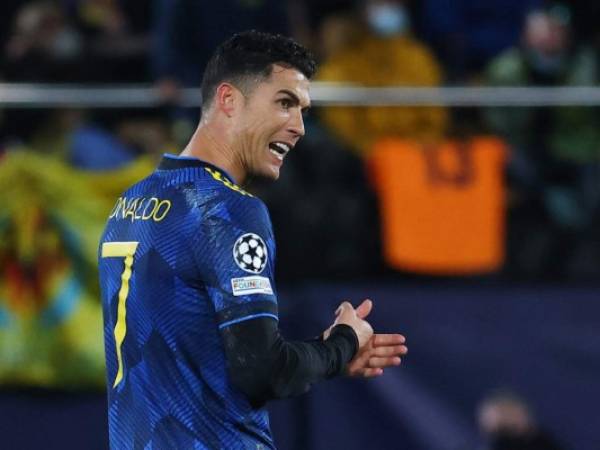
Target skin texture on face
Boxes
[524,12,569,55]
[231,64,311,181]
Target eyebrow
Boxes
[277,89,311,111]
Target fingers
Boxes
[361,368,384,378]
[372,334,405,347]
[347,347,405,376]
[369,344,408,358]
[355,299,373,319]
[336,299,373,319]
[368,356,402,368]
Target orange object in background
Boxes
[369,137,507,275]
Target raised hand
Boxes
[329,300,373,348]
[346,333,407,378]
[346,298,408,378]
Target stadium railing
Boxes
[3,83,600,107]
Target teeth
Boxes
[269,148,284,160]
[274,142,290,154]
[269,142,291,161]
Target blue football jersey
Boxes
[98,154,278,449]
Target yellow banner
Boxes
[0,151,153,388]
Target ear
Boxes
[214,83,241,117]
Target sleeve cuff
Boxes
[328,324,359,359]
[216,300,278,329]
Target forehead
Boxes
[259,64,311,106]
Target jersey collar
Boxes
[158,154,236,184]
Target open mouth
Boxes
[269,142,291,161]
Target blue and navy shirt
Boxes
[98,154,278,449]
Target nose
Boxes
[288,108,305,138]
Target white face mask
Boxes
[366,3,409,37]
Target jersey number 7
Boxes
[101,241,139,388]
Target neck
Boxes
[180,121,245,184]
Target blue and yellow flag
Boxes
[0,150,153,388]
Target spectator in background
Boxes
[68,114,171,170]
[485,4,600,163]
[0,1,27,54]
[417,0,542,83]
[3,105,169,171]
[287,0,357,58]
[151,0,292,143]
[483,4,600,279]
[2,0,150,83]
[64,0,151,82]
[316,0,448,157]
[477,390,564,450]
[152,0,291,97]
[1,2,84,151]
[3,1,84,82]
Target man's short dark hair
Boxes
[200,30,316,109]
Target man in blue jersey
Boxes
[99,31,407,449]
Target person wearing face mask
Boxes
[366,0,411,38]
[483,3,600,279]
[485,4,600,163]
[316,0,448,156]
[477,390,565,450]
[419,0,543,83]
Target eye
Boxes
[278,98,293,110]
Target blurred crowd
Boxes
[1,0,600,282]
[476,390,564,450]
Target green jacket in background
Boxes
[484,46,600,163]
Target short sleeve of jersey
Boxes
[192,192,278,330]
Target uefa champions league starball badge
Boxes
[233,233,268,274]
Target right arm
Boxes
[221,316,360,408]
[220,299,406,408]
[192,194,374,407]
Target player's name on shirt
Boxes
[108,196,172,223]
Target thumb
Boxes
[356,299,373,319]
[335,301,354,316]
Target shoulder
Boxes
[196,173,272,233]
[202,166,254,198]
